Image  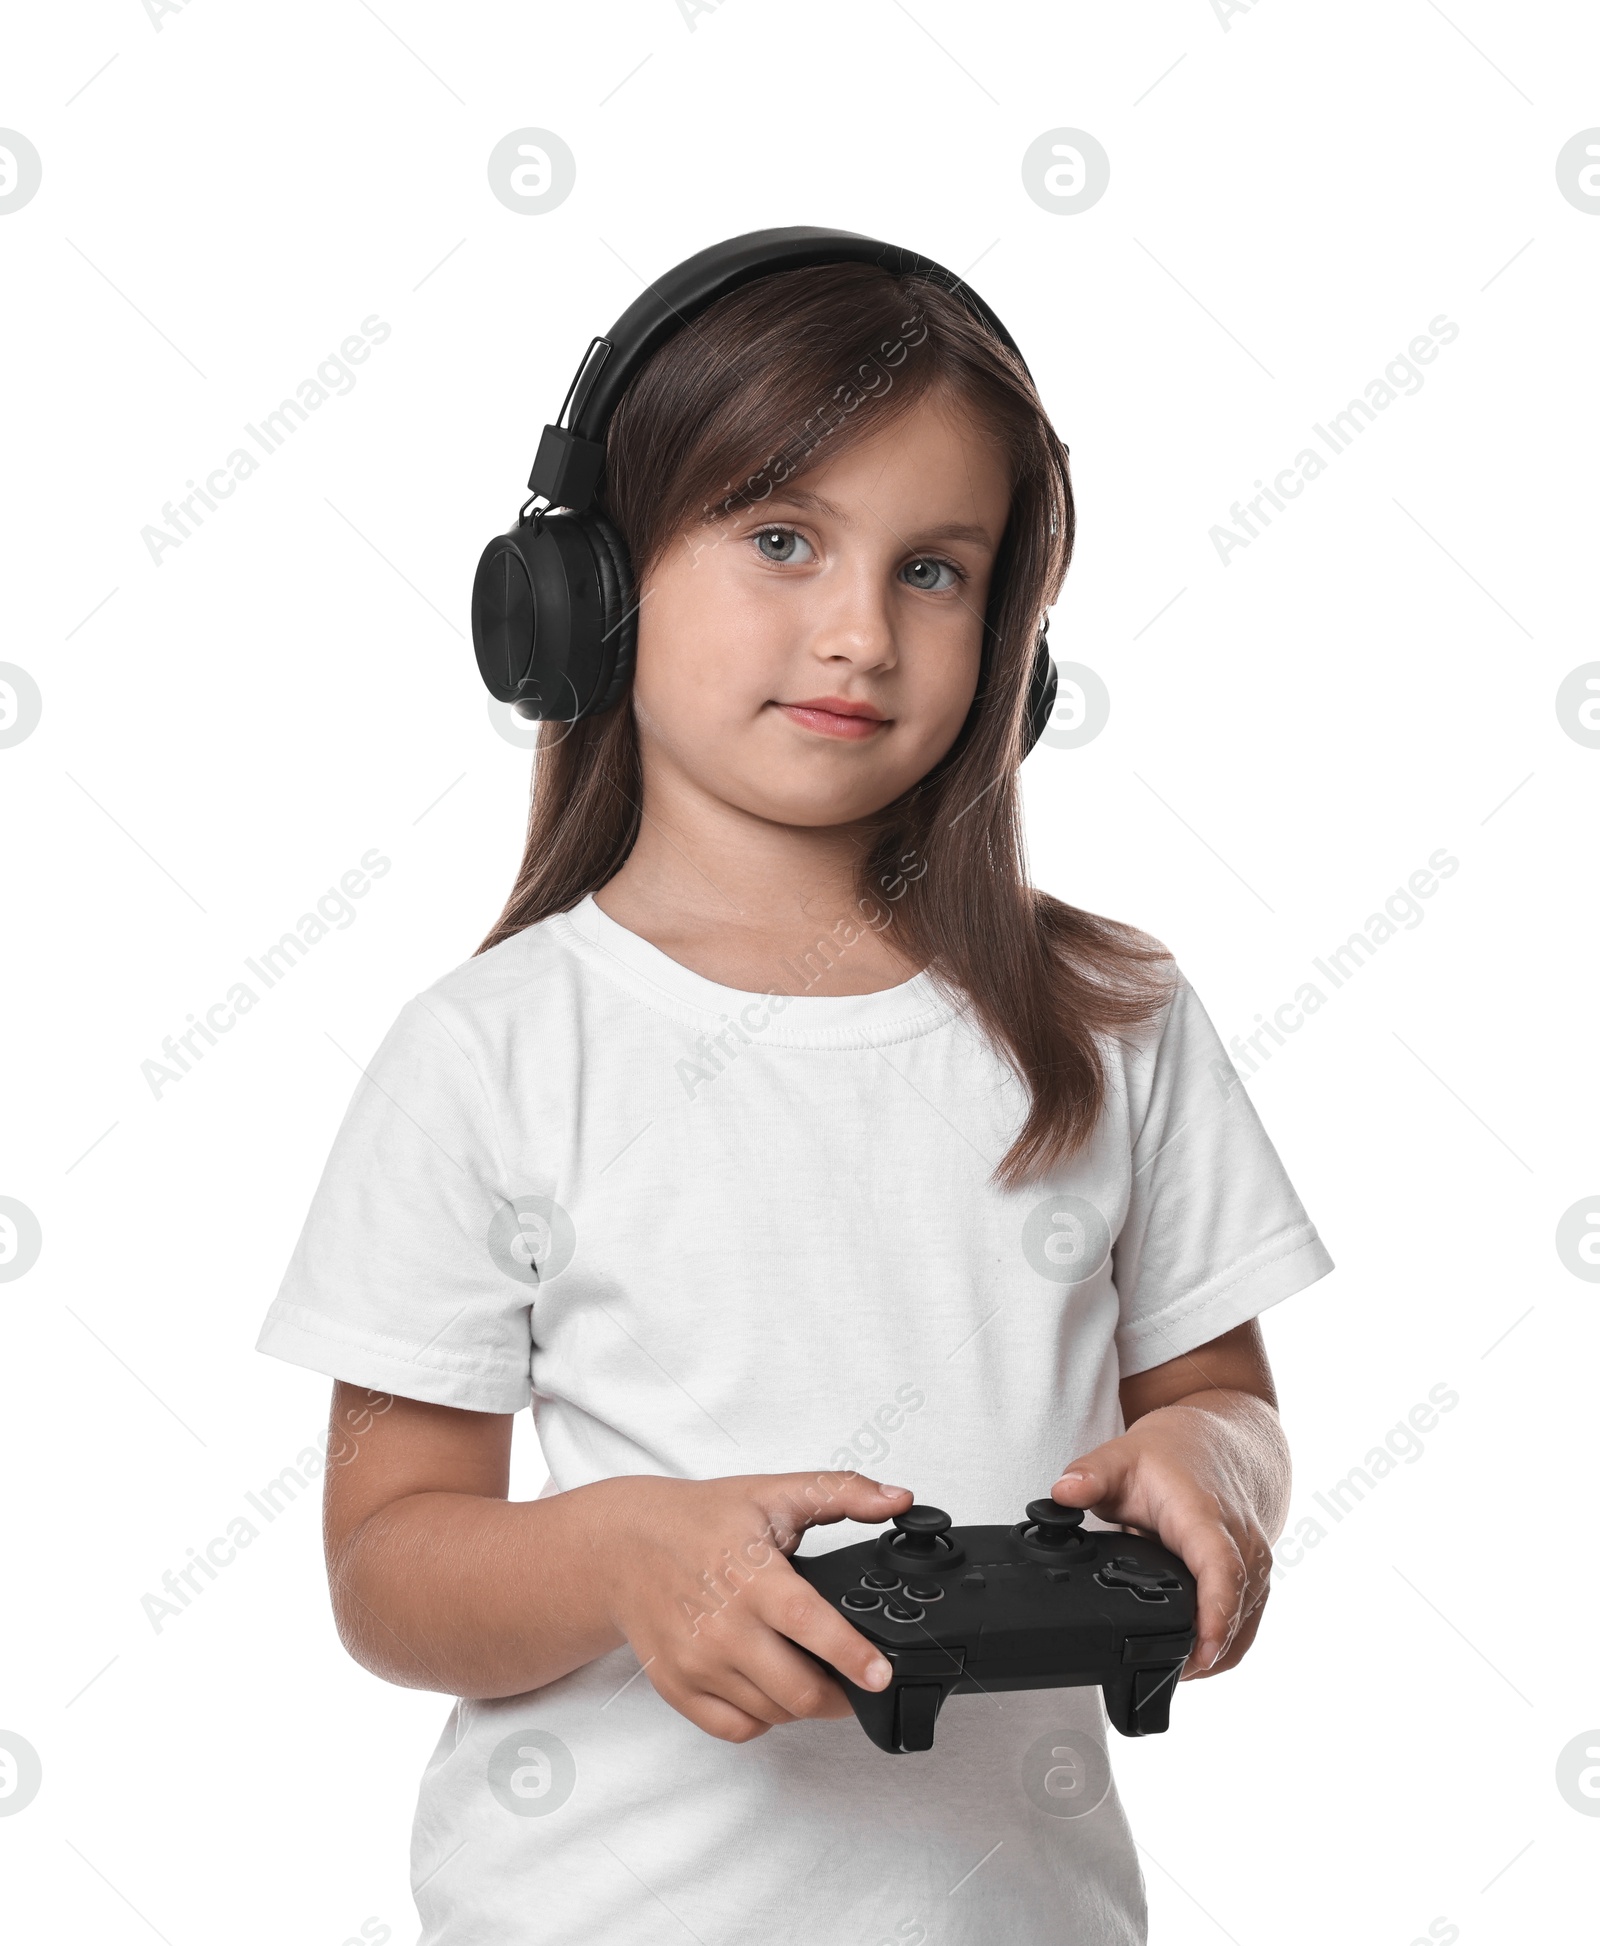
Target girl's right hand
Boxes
[596,1471,914,1742]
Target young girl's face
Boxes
[630,384,1013,830]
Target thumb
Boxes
[768,1470,914,1547]
[1053,1437,1134,1513]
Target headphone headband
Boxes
[527,225,1032,515]
[473,224,1058,751]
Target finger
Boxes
[1171,1513,1248,1675]
[1181,1596,1260,1681]
[756,1564,895,1698]
[693,1661,811,1727]
[769,1470,914,1546]
[1052,1439,1135,1512]
[723,1630,857,1724]
[665,1596,859,1729]
[663,1682,775,1744]
[670,1600,859,1728]
[1187,1517,1272,1677]
[675,1611,857,1727]
[1203,1590,1268,1677]
[646,1630,819,1738]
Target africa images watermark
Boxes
[1271,1381,1459,1578]
[674,0,735,26]
[141,846,391,1099]
[830,1382,927,1476]
[678,1416,925,1639]
[1209,314,1460,566]
[1208,0,1271,28]
[140,1390,394,1633]
[139,314,392,567]
[141,0,204,27]
[616,305,937,662]
[709,307,930,522]
[1213,845,1459,1093]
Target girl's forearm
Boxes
[329,1480,628,1698]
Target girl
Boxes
[258,248,1333,1944]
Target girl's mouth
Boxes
[772,697,889,741]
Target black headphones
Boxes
[470,225,1059,755]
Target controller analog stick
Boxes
[1023,1499,1087,1549]
[889,1505,953,1559]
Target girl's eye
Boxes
[900,556,962,594]
[753,527,813,565]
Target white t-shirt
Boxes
[257,893,1333,1946]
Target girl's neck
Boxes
[594,775,922,999]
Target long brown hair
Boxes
[477,261,1176,1186]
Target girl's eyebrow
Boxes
[761,484,997,548]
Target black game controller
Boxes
[790,1501,1197,1754]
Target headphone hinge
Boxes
[527,423,606,510]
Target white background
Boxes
[3,3,1597,1942]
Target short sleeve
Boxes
[256,996,533,1413]
[1112,976,1334,1377]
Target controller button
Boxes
[1129,1663,1180,1733]
[861,1571,901,1592]
[894,1683,943,1752]
[1122,1631,1194,1665]
[840,1589,882,1613]
[903,1579,943,1602]
[962,1570,986,1589]
[881,1598,925,1624]
[1045,1568,1072,1583]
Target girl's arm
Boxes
[1049,1319,1289,1680]
[321,1382,911,1740]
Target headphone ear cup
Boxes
[580,509,637,717]
[1022,633,1057,757]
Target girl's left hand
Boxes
[1052,1400,1277,1680]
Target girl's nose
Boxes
[811,564,897,668]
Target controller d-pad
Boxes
[1097,1557,1182,1601]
